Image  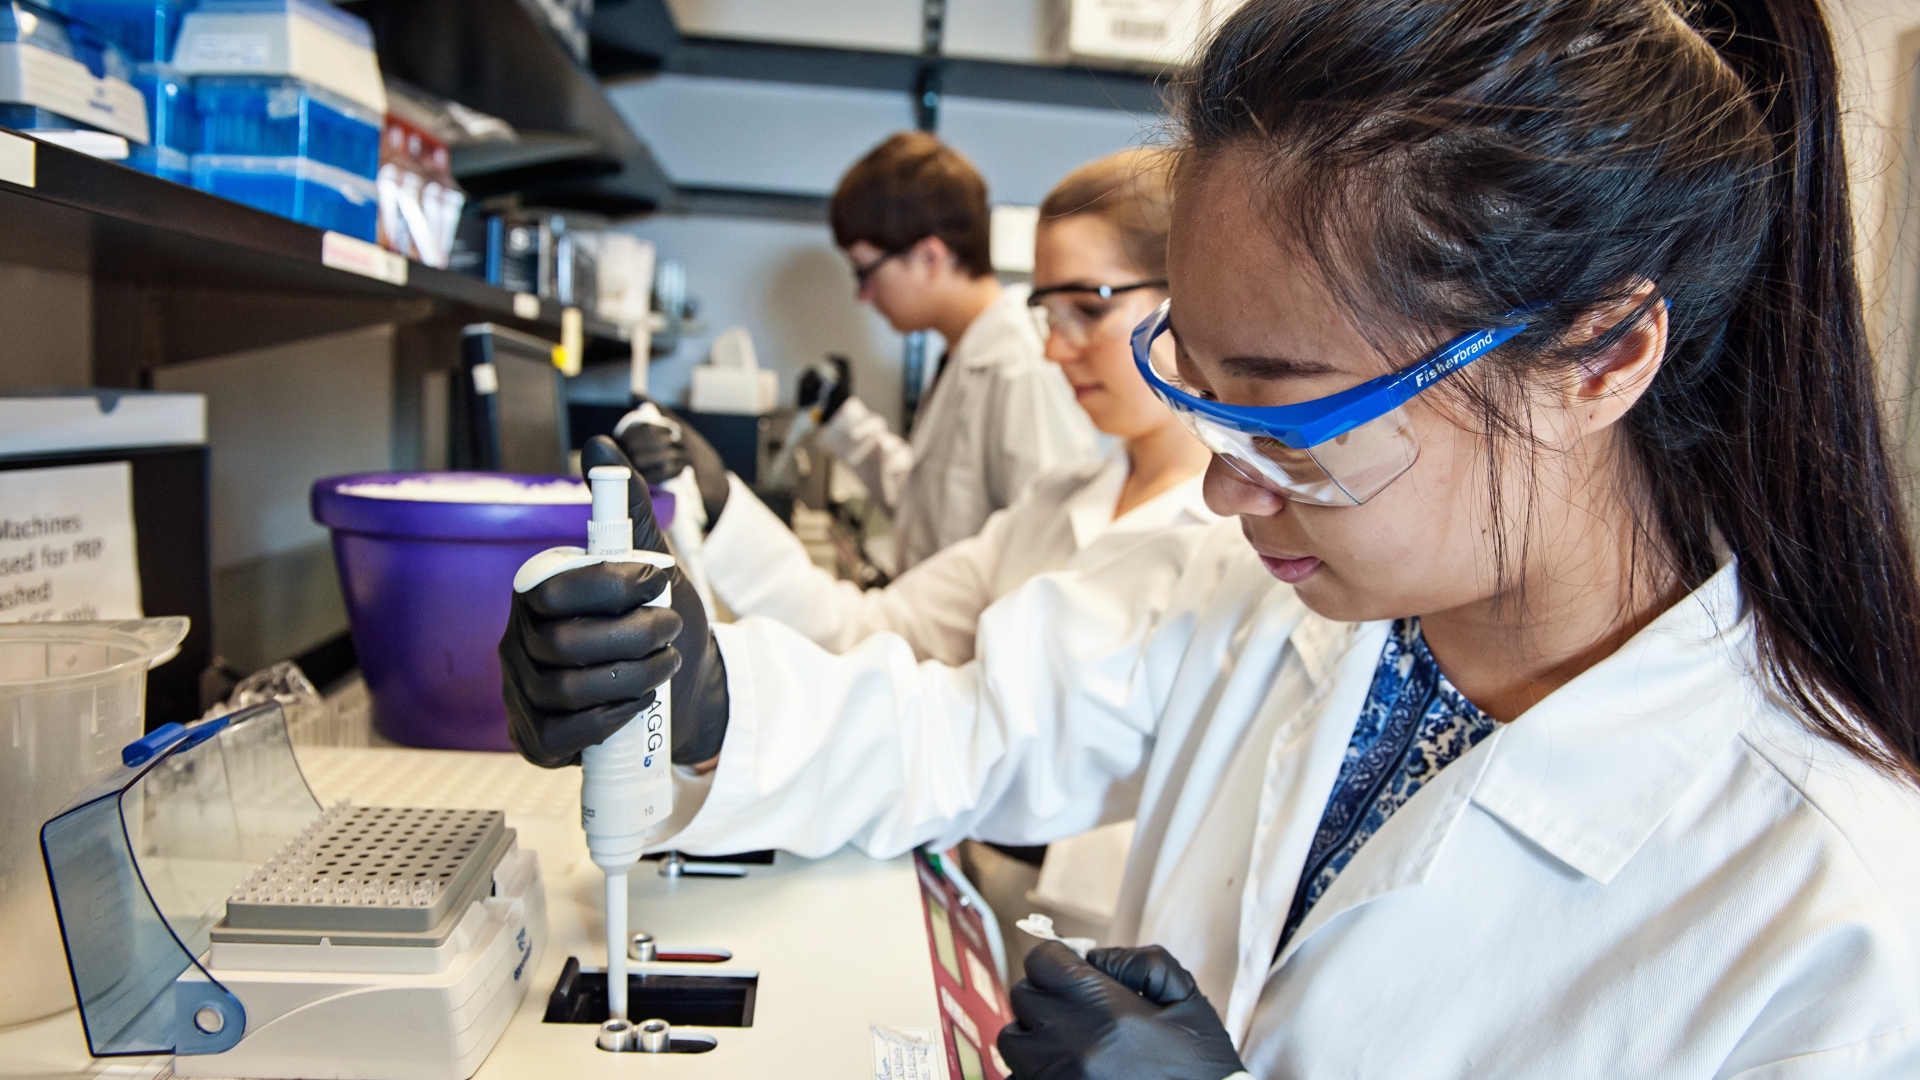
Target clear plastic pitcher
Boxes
[0,617,189,1027]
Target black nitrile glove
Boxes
[499,435,730,769]
[797,355,851,423]
[998,941,1245,1080]
[614,401,730,529]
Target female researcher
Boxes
[696,148,1214,944]
[699,148,1214,668]
[501,0,1920,1075]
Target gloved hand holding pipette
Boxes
[613,399,730,531]
[500,436,731,1028]
[499,435,729,770]
[797,355,850,423]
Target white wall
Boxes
[942,94,1166,205]
[666,0,1053,62]
[610,75,916,195]
[1830,0,1920,421]
[945,0,1056,62]
[624,214,910,426]
[667,0,926,54]
[153,325,395,568]
[608,74,1162,205]
[0,266,90,391]
[608,63,1163,430]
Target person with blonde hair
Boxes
[701,147,1211,670]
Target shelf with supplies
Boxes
[0,128,633,382]
[347,0,674,215]
[589,0,1171,116]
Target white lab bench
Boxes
[0,746,949,1080]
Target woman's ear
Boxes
[1547,279,1668,444]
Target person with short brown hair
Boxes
[829,130,994,279]
[812,131,1097,573]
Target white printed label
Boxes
[186,33,272,68]
[625,692,672,822]
[631,578,675,824]
[871,1026,939,1080]
[1066,0,1209,64]
[471,363,499,396]
[559,307,584,376]
[0,462,142,622]
[322,231,409,286]
[512,292,541,320]
[0,129,32,188]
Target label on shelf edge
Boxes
[512,292,540,320]
[559,307,584,377]
[321,231,408,286]
[0,129,34,188]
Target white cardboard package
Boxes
[0,391,205,457]
[689,326,777,415]
[172,0,387,114]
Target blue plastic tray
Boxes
[190,153,377,240]
[194,75,379,177]
[122,62,192,179]
[60,0,191,64]
[0,103,95,130]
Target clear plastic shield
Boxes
[40,702,322,1057]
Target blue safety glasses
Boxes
[1131,299,1529,505]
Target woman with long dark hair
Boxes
[500,0,1920,1074]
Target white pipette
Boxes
[1015,913,1095,957]
[514,465,675,1022]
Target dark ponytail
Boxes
[1673,0,1920,777]
[1177,0,1920,777]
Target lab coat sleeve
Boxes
[703,473,1004,665]
[659,525,1231,860]
[1720,1023,1920,1079]
[816,396,915,512]
[983,359,1098,510]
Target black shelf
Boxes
[0,131,625,381]
[346,0,673,215]
[589,0,1171,115]
[451,130,606,182]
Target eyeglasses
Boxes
[851,248,909,288]
[1131,299,1529,506]
[1027,280,1167,347]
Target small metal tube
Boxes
[629,932,657,962]
[597,1019,634,1052]
[635,1018,671,1053]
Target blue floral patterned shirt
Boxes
[1277,617,1499,955]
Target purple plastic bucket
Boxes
[312,472,673,751]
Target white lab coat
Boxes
[819,285,1099,572]
[702,450,1215,666]
[703,450,1215,929]
[662,522,1920,1077]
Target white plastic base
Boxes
[173,845,547,1080]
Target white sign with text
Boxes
[0,462,143,622]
